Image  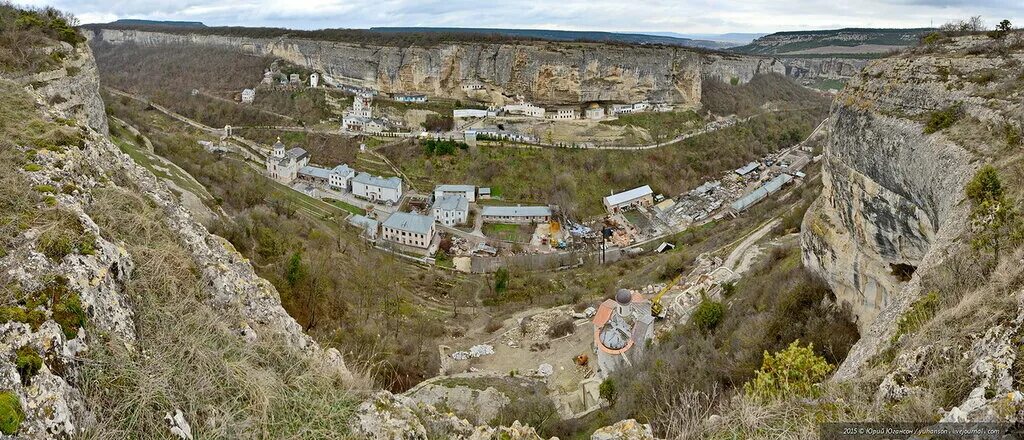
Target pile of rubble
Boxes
[451,344,495,360]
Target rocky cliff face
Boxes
[801,33,1023,379]
[1,36,351,438]
[85,28,795,107]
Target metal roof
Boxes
[735,161,760,176]
[382,212,434,236]
[332,164,355,177]
[730,174,793,212]
[285,147,308,160]
[604,185,653,207]
[433,195,469,212]
[435,184,475,193]
[353,172,401,190]
[481,205,552,218]
[298,166,331,180]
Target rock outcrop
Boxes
[84,27,793,107]
[802,33,1024,380]
[0,29,351,438]
[355,391,658,440]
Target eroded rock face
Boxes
[803,33,1023,380]
[85,28,799,107]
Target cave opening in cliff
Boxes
[890,263,917,282]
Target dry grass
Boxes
[80,186,360,439]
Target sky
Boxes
[20,0,1024,35]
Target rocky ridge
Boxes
[0,35,351,438]
[82,27,863,107]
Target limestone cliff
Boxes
[1,32,351,438]
[85,27,794,107]
[801,33,1023,379]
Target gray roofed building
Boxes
[730,174,793,212]
[603,185,654,213]
[481,205,552,217]
[434,195,469,212]
[734,161,760,176]
[353,172,401,190]
[383,212,434,236]
[435,184,475,193]
[286,147,309,161]
[298,166,331,180]
[332,164,356,177]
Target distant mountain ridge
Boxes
[730,27,933,56]
[368,27,734,49]
[107,19,207,28]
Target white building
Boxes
[603,185,654,213]
[382,212,435,249]
[584,103,605,120]
[394,93,427,103]
[480,205,552,224]
[241,88,255,104]
[468,128,536,144]
[502,103,546,118]
[265,138,310,184]
[453,109,493,118]
[434,184,476,203]
[351,93,373,118]
[289,73,301,84]
[546,107,577,120]
[352,172,402,205]
[432,195,469,226]
[309,73,319,88]
[461,83,484,92]
[329,164,356,191]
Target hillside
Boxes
[731,27,932,56]
[368,27,733,49]
[0,5,364,438]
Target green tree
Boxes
[692,295,724,333]
[494,267,510,293]
[966,165,1021,264]
[599,378,616,403]
[285,251,306,288]
[743,340,834,402]
[996,19,1013,36]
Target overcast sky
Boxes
[20,0,1024,34]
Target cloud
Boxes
[20,0,1024,33]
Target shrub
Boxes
[14,346,42,386]
[22,163,41,172]
[33,184,55,193]
[599,378,616,402]
[892,291,940,343]
[0,391,23,435]
[921,32,945,45]
[692,296,724,333]
[743,340,834,402]
[1005,125,1022,148]
[52,293,86,340]
[924,104,963,134]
